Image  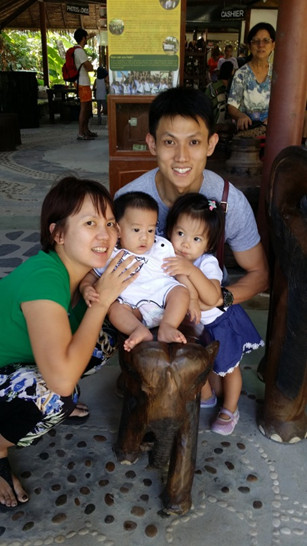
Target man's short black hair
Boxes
[148,86,215,140]
[74,27,88,44]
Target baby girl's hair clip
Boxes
[208,200,217,211]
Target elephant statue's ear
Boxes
[204,340,220,362]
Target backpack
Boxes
[205,81,228,125]
[62,46,81,83]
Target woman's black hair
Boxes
[113,191,158,222]
[247,22,276,44]
[40,176,114,252]
[166,193,224,254]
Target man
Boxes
[73,27,97,140]
[115,86,269,309]
[217,44,239,72]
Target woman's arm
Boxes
[228,104,252,130]
[21,254,138,397]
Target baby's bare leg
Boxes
[158,286,189,344]
[108,302,153,352]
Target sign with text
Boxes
[220,7,246,21]
[107,0,181,94]
[67,4,89,16]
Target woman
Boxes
[207,45,223,82]
[0,176,138,510]
[227,22,276,131]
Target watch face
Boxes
[223,288,233,306]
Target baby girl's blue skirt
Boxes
[205,304,264,376]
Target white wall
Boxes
[250,9,278,30]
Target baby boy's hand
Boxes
[83,286,100,307]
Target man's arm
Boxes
[222,242,269,305]
[83,60,94,72]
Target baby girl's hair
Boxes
[166,193,225,253]
[113,191,158,222]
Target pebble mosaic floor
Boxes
[0,122,306,546]
[1,365,306,546]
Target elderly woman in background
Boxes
[227,22,276,131]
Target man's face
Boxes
[146,115,218,197]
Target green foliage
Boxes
[0,30,98,86]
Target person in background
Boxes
[73,27,97,141]
[93,66,108,124]
[227,22,276,131]
[237,44,248,68]
[205,61,234,126]
[217,44,238,72]
[207,45,223,82]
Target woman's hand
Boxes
[237,114,252,130]
[95,251,139,308]
[162,256,195,277]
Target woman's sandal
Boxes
[61,402,90,424]
[211,407,240,436]
[86,131,98,137]
[77,134,95,141]
[0,457,28,511]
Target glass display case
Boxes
[108,95,157,195]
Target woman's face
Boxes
[250,29,275,61]
[52,195,118,275]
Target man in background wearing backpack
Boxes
[73,27,97,140]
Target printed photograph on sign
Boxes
[160,0,179,9]
[109,70,174,95]
[109,19,125,35]
[163,36,179,54]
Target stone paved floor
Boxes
[0,119,306,546]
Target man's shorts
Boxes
[77,85,92,103]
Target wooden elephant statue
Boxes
[114,336,219,516]
[258,146,307,443]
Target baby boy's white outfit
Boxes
[94,235,182,328]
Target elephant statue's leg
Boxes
[114,388,148,464]
[160,397,200,516]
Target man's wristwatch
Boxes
[218,287,234,311]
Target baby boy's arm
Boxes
[79,270,100,307]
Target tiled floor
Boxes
[0,119,306,546]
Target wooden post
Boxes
[39,0,49,88]
[257,0,307,255]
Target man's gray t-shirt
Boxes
[115,168,260,253]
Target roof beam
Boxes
[0,0,37,31]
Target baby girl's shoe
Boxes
[200,389,217,408]
[211,407,239,435]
